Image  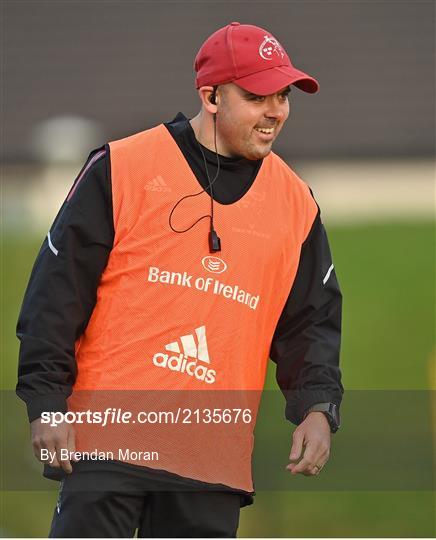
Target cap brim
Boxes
[233,65,319,95]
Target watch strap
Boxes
[304,402,340,433]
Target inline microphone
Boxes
[209,229,221,252]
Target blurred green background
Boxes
[2,221,434,537]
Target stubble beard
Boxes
[217,121,275,160]
[244,138,274,160]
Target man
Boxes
[17,22,343,537]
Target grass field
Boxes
[1,221,434,537]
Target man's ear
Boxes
[198,86,218,114]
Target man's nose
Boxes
[264,99,286,120]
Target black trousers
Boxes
[49,468,241,538]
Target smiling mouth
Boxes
[254,127,275,135]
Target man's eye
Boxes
[247,95,265,102]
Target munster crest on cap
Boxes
[259,35,285,61]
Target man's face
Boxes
[215,83,290,160]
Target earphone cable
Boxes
[168,115,221,234]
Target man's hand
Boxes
[286,411,331,476]
[30,417,77,474]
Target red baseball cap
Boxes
[195,22,319,95]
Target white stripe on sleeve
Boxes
[47,231,59,256]
[322,263,334,285]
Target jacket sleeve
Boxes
[16,145,114,422]
[270,204,344,426]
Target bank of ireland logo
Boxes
[152,325,216,384]
[201,256,227,274]
[259,35,285,61]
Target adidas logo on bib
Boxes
[144,175,171,192]
[151,325,216,384]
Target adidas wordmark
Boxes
[152,325,216,384]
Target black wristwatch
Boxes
[303,402,341,433]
